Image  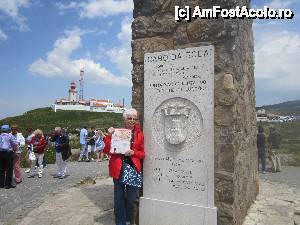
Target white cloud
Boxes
[56,0,133,18]
[106,17,132,75]
[268,0,299,9]
[29,28,131,86]
[253,21,279,28]
[255,30,300,91]
[117,18,131,42]
[0,0,31,30]
[55,1,78,10]
[0,28,8,41]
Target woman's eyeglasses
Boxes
[127,117,138,121]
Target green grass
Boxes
[258,120,300,166]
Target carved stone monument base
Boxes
[139,197,217,225]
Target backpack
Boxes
[96,136,105,150]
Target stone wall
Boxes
[131,1,258,225]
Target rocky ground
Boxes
[243,168,300,225]
[1,164,300,225]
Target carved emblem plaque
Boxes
[152,97,203,151]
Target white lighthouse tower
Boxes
[68,81,77,102]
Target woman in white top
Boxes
[95,130,105,162]
[11,124,25,184]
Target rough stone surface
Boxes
[132,1,258,225]
[243,179,300,225]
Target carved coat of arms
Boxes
[162,104,191,145]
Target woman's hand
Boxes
[124,149,134,156]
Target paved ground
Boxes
[0,161,109,225]
[243,167,300,225]
[1,164,300,225]
[260,166,300,188]
[15,177,114,225]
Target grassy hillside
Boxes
[0,107,124,167]
[0,107,123,134]
[257,100,300,116]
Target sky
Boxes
[0,0,299,119]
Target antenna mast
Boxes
[79,69,84,101]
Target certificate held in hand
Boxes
[110,128,132,154]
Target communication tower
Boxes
[79,69,84,101]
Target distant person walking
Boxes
[28,129,46,178]
[257,125,266,173]
[0,125,17,189]
[79,126,88,162]
[87,127,97,161]
[268,127,282,172]
[11,124,25,184]
[51,127,70,179]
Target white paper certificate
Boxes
[110,128,132,154]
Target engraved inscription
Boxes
[145,47,213,94]
[151,156,207,192]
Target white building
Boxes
[51,82,125,113]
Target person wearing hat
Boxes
[0,124,18,189]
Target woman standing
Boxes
[11,124,25,184]
[95,130,105,162]
[104,108,145,225]
[28,129,46,178]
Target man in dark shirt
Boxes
[50,127,69,178]
[257,125,266,173]
[87,127,96,161]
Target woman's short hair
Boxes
[123,108,137,119]
[33,129,43,136]
[55,127,62,132]
[96,130,103,136]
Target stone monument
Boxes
[132,1,258,225]
[140,46,217,225]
